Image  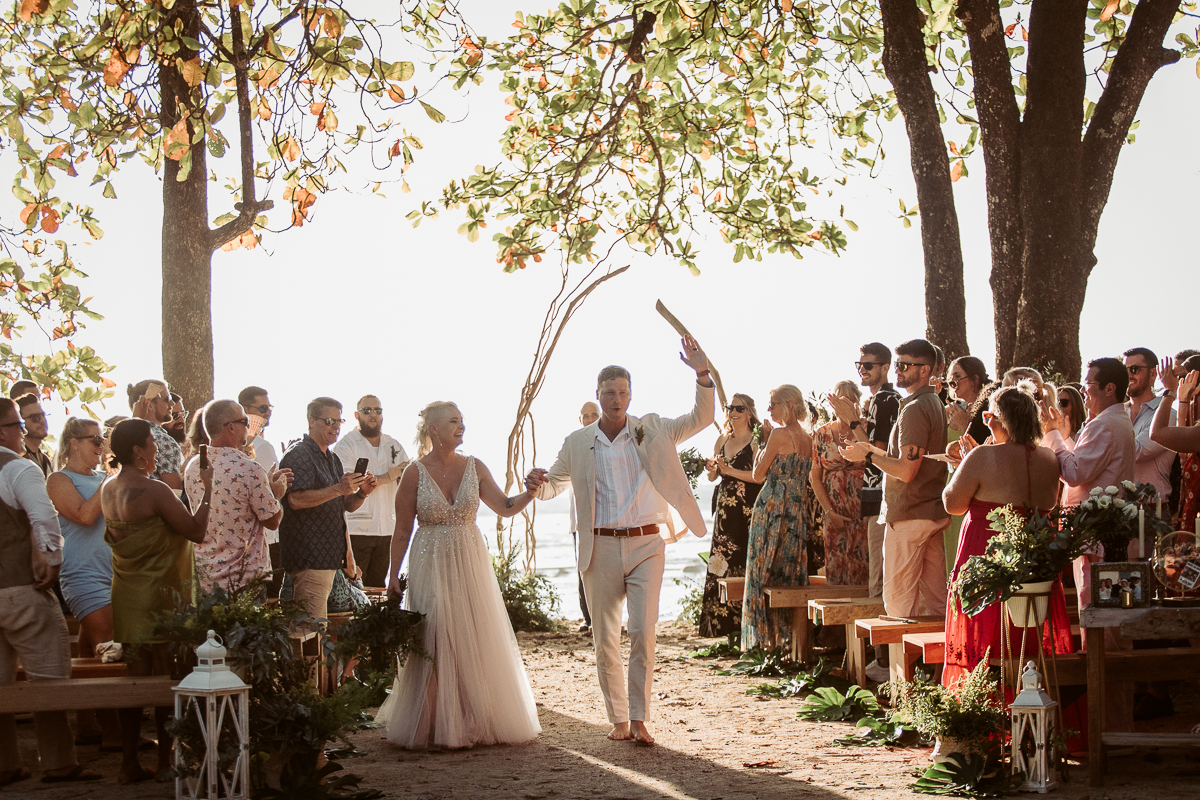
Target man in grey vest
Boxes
[0,397,100,785]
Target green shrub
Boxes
[491,541,563,632]
[673,575,704,624]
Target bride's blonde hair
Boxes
[415,401,461,457]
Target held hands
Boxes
[269,467,294,499]
[524,467,549,494]
[678,335,709,375]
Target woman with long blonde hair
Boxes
[810,381,869,585]
[377,401,542,749]
[741,385,813,650]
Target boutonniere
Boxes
[635,425,646,445]
[390,445,398,463]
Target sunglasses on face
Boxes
[725,404,747,413]
[895,361,928,373]
[1126,365,1150,375]
[315,417,344,427]
[226,418,249,428]
[946,379,961,388]
[855,361,883,371]
[76,435,104,446]
[170,411,187,420]
[22,412,45,424]
[359,407,383,415]
[0,420,26,431]
[250,404,273,414]
[1057,398,1071,409]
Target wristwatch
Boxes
[849,420,861,430]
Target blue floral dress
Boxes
[741,447,811,651]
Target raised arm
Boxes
[154,467,212,544]
[387,465,419,600]
[752,428,785,483]
[477,460,536,518]
[942,448,984,516]
[46,472,105,526]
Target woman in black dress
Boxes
[697,393,764,638]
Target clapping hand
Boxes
[826,393,860,426]
[269,467,294,499]
[1160,357,1179,394]
[1038,397,1068,436]
[1181,371,1199,405]
[839,441,868,463]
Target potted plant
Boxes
[953,505,1089,625]
[1060,480,1172,560]
[890,659,1009,762]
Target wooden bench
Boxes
[16,657,128,681]
[900,632,946,681]
[0,676,176,714]
[763,580,868,663]
[716,577,745,606]
[853,616,944,685]
[808,598,886,684]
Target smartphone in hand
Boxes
[353,457,369,476]
[199,444,209,470]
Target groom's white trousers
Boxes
[581,534,665,724]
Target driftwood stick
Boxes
[655,300,728,412]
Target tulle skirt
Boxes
[375,522,541,748]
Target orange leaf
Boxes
[388,140,402,159]
[1100,0,1119,21]
[387,84,405,102]
[40,207,60,233]
[1021,25,1028,41]
[538,74,548,90]
[178,57,204,87]
[58,91,77,111]
[19,204,38,225]
[103,50,130,87]
[220,230,258,252]
[257,68,280,90]
[1004,22,1017,37]
[950,159,964,182]
[49,144,65,160]
[948,141,959,155]
[309,101,326,116]
[101,377,116,388]
[781,0,793,10]
[807,230,822,240]
[323,11,343,39]
[281,134,300,162]
[258,97,271,120]
[18,0,48,22]
[744,101,756,128]
[163,117,190,160]
[51,326,64,340]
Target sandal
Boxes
[41,764,102,783]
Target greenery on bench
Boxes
[796,685,880,722]
[491,540,563,632]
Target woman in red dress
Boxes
[941,385,1072,689]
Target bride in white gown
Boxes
[376,401,541,748]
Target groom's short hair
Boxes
[597,365,631,388]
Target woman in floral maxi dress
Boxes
[742,385,812,651]
[698,394,763,637]
[810,381,869,585]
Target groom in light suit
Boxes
[526,337,714,744]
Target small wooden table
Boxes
[854,616,944,684]
[1082,605,1200,786]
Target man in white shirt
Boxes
[0,398,99,784]
[526,338,714,745]
[333,395,409,589]
[1123,347,1176,504]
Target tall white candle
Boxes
[1138,507,1145,559]
[1156,497,1163,519]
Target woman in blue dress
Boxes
[46,417,114,746]
[742,385,813,651]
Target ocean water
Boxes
[476,486,716,623]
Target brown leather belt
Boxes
[594,524,660,538]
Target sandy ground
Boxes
[8,620,1200,799]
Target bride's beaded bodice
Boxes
[415,457,479,527]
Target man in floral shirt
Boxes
[185,400,291,594]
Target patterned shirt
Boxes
[862,383,901,487]
[150,421,183,479]
[185,446,281,593]
[279,435,351,571]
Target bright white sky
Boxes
[24,1,1200,492]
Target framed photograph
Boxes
[1091,562,1154,608]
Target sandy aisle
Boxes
[10,621,1199,799]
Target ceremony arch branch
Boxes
[496,260,631,570]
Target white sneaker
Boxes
[865,660,890,683]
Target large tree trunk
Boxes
[958,0,1025,375]
[160,0,214,413]
[879,0,969,360]
[1011,0,1088,380]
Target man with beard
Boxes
[841,338,949,620]
[167,392,189,459]
[14,394,52,477]
[239,386,278,472]
[126,380,183,491]
[333,395,409,588]
[1123,348,1175,503]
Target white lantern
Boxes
[1009,661,1058,793]
[174,630,251,800]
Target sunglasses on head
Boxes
[725,404,747,413]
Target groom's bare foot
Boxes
[630,721,655,745]
[607,722,631,740]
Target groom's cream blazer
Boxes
[537,381,715,572]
